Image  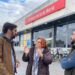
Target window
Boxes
[56,25,67,47]
[33,28,54,47]
[56,23,75,47]
[33,28,54,40]
[68,23,75,47]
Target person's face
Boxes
[41,40,46,48]
[71,31,75,41]
[36,39,42,48]
[10,28,17,39]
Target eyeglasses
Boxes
[37,41,42,43]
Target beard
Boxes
[11,35,16,39]
[71,41,75,49]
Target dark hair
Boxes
[2,22,17,34]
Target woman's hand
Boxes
[37,48,43,58]
[24,46,30,55]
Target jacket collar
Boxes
[2,36,11,44]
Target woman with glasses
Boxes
[22,37,52,75]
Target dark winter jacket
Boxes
[22,47,52,75]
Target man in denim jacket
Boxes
[60,31,75,75]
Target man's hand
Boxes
[16,60,20,68]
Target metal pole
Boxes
[66,24,68,48]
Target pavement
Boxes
[15,51,64,75]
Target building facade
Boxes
[15,0,75,49]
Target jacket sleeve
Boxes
[60,50,75,69]
[22,47,34,62]
[0,38,3,62]
[22,53,29,62]
[42,51,52,65]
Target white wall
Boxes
[15,0,75,32]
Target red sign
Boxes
[25,0,65,25]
